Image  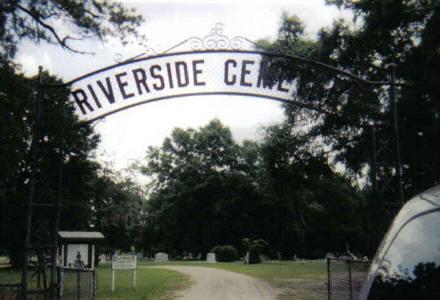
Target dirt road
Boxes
[147,265,277,300]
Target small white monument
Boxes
[99,254,106,263]
[206,253,216,263]
[154,252,169,262]
[244,252,250,264]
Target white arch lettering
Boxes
[68,51,296,122]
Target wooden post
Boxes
[59,268,64,297]
[132,270,136,290]
[92,270,96,300]
[111,270,115,292]
[76,270,80,300]
[327,258,331,300]
[348,259,353,300]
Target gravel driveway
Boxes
[146,265,277,300]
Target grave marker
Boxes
[207,253,216,263]
[154,252,168,262]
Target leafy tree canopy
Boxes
[0,0,145,59]
[0,0,146,265]
[137,119,365,257]
[258,1,440,201]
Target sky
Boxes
[16,0,353,172]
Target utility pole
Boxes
[389,63,404,205]
[50,97,65,299]
[21,66,43,300]
[370,125,378,196]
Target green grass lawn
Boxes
[0,264,189,300]
[139,260,328,300]
[96,264,189,300]
[0,267,21,284]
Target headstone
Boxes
[244,252,249,264]
[325,252,335,260]
[136,252,143,260]
[99,254,106,263]
[154,252,169,262]
[206,253,216,263]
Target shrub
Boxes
[248,245,261,264]
[211,245,237,262]
[242,238,270,264]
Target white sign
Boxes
[111,255,137,292]
[68,51,298,122]
[112,255,137,270]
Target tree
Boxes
[324,0,440,197]
[0,64,149,265]
[258,122,365,257]
[262,3,440,198]
[0,0,144,59]
[0,0,145,267]
[136,118,365,258]
[256,4,440,251]
[0,63,102,266]
[91,168,146,253]
[138,120,264,255]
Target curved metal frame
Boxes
[42,49,391,124]
[46,49,390,89]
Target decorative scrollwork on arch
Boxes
[186,23,252,51]
[114,53,124,63]
[113,23,255,62]
[114,42,160,63]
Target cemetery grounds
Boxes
[0,256,328,300]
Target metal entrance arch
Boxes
[21,24,402,299]
[46,49,391,123]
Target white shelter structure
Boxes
[58,231,105,269]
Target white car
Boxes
[358,185,440,299]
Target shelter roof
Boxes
[58,231,104,241]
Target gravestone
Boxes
[154,252,169,262]
[244,252,249,264]
[206,253,216,263]
[260,255,268,263]
[99,254,106,263]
